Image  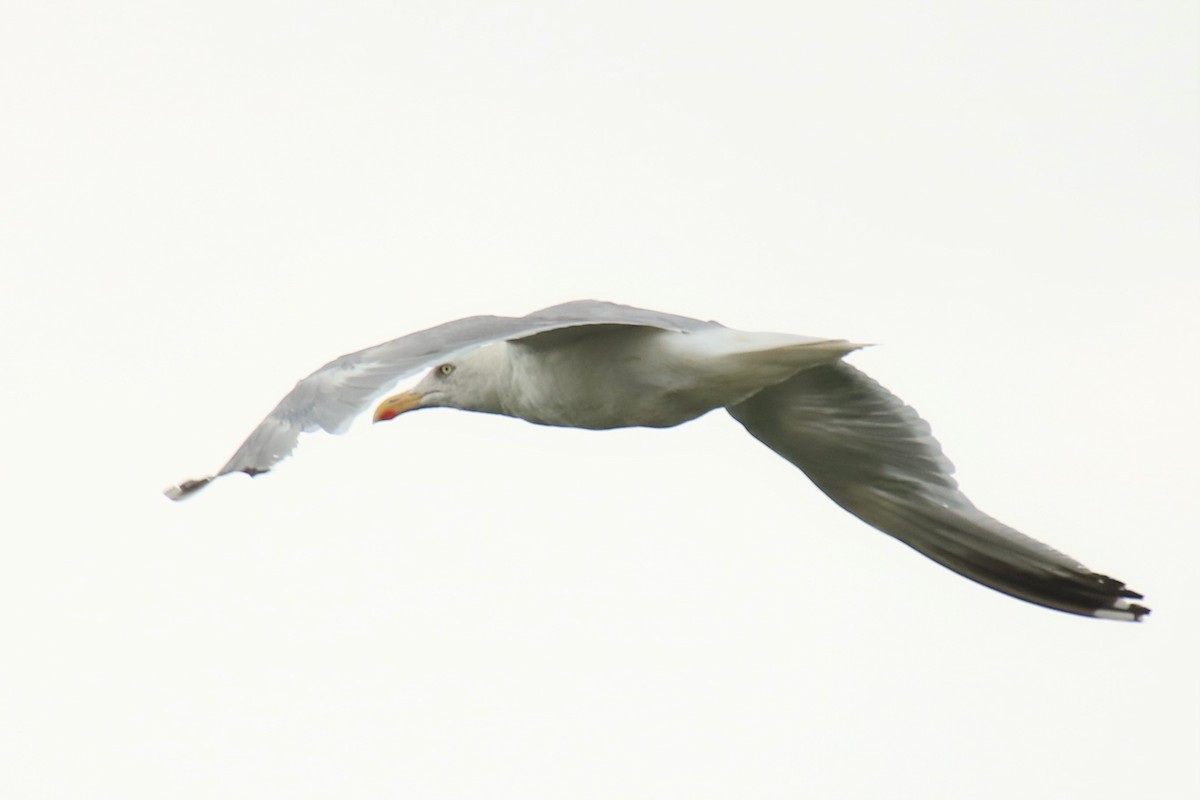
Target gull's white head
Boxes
[373,346,505,422]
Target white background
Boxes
[3,2,1197,798]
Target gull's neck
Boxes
[445,343,516,417]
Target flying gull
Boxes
[166,300,1148,621]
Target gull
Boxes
[166,300,1148,621]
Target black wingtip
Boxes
[164,466,273,501]
[1086,575,1150,621]
[163,477,212,501]
[1094,601,1151,622]
[1089,574,1150,621]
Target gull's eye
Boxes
[438,363,455,377]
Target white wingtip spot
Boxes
[1093,608,1138,622]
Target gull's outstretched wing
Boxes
[727,362,1148,620]
[166,300,714,499]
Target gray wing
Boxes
[727,362,1148,620]
[166,300,715,499]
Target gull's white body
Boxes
[433,327,858,429]
[167,300,1148,621]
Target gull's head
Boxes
[373,347,505,423]
[373,362,457,422]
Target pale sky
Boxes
[3,2,1198,798]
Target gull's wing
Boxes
[727,362,1148,620]
[166,300,713,499]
